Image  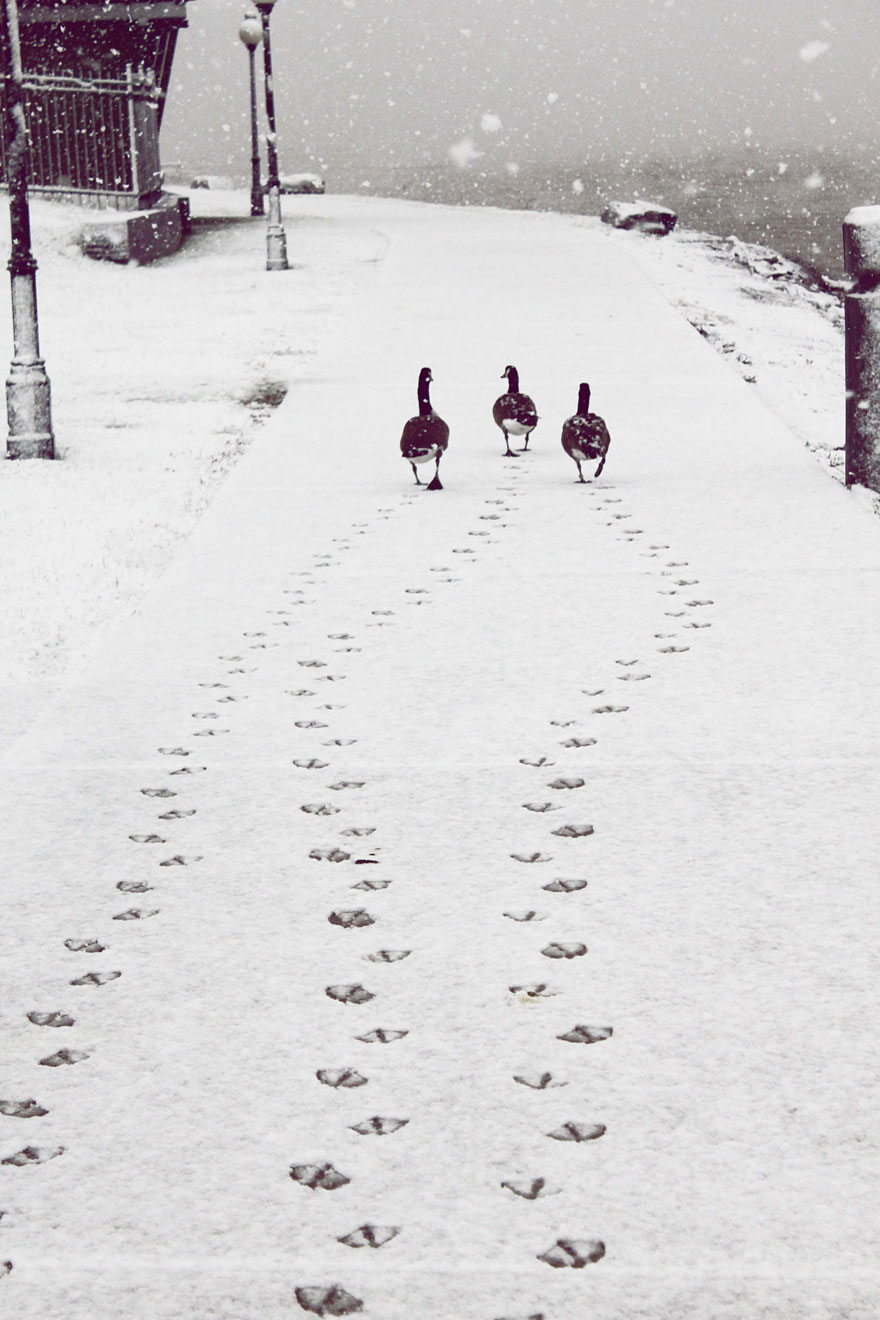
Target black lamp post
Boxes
[238,8,264,218]
[254,0,288,270]
[2,0,53,459]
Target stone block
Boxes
[80,194,187,265]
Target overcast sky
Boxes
[162,0,879,181]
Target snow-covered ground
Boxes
[0,191,851,710]
[2,194,880,1320]
[0,190,387,737]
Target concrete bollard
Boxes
[843,206,880,491]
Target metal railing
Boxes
[0,66,161,203]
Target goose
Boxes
[400,367,449,490]
[493,365,538,456]
[561,382,610,482]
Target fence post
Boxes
[128,68,161,206]
[844,206,880,492]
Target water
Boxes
[332,147,880,281]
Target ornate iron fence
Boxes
[0,66,162,206]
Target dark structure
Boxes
[0,0,193,210]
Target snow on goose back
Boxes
[493,364,538,455]
[400,367,449,490]
[561,382,611,482]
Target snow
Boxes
[608,222,847,487]
[845,204,880,225]
[0,190,385,739]
[449,136,483,169]
[2,193,880,1319]
[799,40,831,63]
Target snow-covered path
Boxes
[3,197,880,1319]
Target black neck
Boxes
[417,372,432,415]
[506,368,520,393]
[577,384,591,414]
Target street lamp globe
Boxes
[238,9,262,49]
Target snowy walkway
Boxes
[3,197,880,1320]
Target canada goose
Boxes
[561,383,610,482]
[400,367,449,490]
[493,365,538,456]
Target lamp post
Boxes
[255,0,288,271]
[238,8,264,218]
[2,0,53,459]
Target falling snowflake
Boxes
[546,91,558,104]
[506,161,520,175]
[799,40,830,63]
[572,178,584,194]
[803,172,825,190]
[480,112,502,134]
[449,136,482,168]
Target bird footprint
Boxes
[501,1176,558,1199]
[337,1224,400,1248]
[538,1238,605,1268]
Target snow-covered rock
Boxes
[190,175,234,190]
[278,172,326,195]
[600,199,677,234]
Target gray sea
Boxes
[333,147,879,282]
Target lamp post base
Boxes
[265,185,289,271]
[266,226,288,270]
[6,358,54,459]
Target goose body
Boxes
[561,382,610,482]
[493,365,538,455]
[400,367,449,489]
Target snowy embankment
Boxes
[0,190,848,720]
[613,222,846,482]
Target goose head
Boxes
[501,364,517,380]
